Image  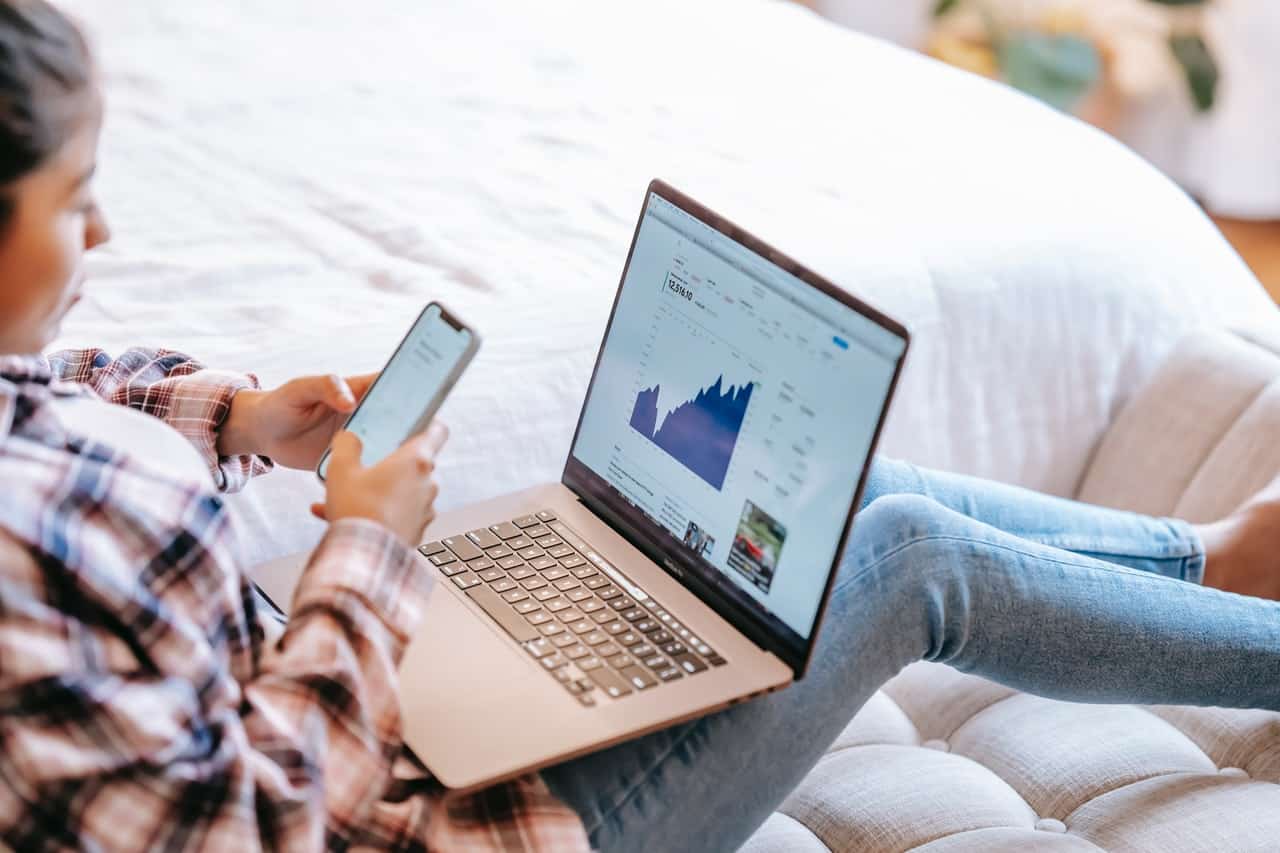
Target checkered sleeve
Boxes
[45,347,273,492]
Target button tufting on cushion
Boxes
[749,330,1280,852]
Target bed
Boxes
[54,1,1279,849]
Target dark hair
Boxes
[0,0,91,221]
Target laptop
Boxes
[393,180,910,791]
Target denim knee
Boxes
[852,493,964,560]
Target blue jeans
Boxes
[541,458,1280,852]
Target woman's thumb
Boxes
[326,430,364,476]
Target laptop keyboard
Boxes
[418,510,728,707]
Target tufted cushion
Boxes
[745,329,1280,852]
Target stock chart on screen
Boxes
[628,375,754,490]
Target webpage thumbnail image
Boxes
[682,521,716,558]
[726,500,787,593]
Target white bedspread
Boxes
[53,0,1272,568]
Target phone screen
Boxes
[318,303,475,479]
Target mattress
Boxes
[53,0,1271,568]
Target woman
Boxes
[1,3,1276,851]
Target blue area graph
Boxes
[629,375,754,490]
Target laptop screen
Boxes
[566,187,907,664]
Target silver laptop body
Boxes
[398,180,910,791]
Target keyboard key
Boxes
[561,556,586,569]
[418,541,446,556]
[694,643,715,657]
[539,622,567,636]
[566,588,592,603]
[498,556,524,571]
[570,566,598,580]
[595,642,622,658]
[631,643,656,658]
[478,568,505,583]
[548,545,574,559]
[443,536,482,561]
[508,536,534,549]
[501,589,529,604]
[641,655,667,669]
[656,666,683,682]
[635,620,660,633]
[524,639,554,658]
[490,522,522,540]
[486,544,513,559]
[583,630,608,646]
[530,556,558,571]
[554,578,580,592]
[621,609,646,623]
[564,679,589,695]
[660,641,686,656]
[490,579,517,594]
[590,609,618,624]
[564,644,591,660]
[597,586,622,601]
[509,566,536,580]
[429,553,456,567]
[583,576,610,590]
[536,509,557,522]
[540,654,569,670]
[706,654,728,667]
[513,600,541,614]
[469,557,497,572]
[518,547,542,560]
[617,631,642,647]
[552,633,578,648]
[649,630,673,645]
[619,666,658,691]
[577,692,597,707]
[579,599,605,614]
[569,620,596,635]
[513,515,540,529]
[520,577,548,591]
[545,598,571,613]
[526,611,553,626]
[673,653,708,674]
[609,596,637,612]
[523,524,551,539]
[605,653,636,669]
[603,621,629,636]
[541,567,568,581]
[466,584,539,643]
[451,572,481,590]
[533,588,560,601]
[577,656,603,671]
[586,667,632,698]
[467,528,502,549]
[438,563,468,577]
[534,535,562,548]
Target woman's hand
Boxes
[218,372,377,469]
[311,423,449,545]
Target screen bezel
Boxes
[560,180,910,679]
[316,301,480,481]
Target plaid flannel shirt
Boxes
[0,348,589,852]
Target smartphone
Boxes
[317,301,480,481]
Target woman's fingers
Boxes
[345,371,379,403]
[309,502,327,520]
[325,374,357,410]
[326,431,364,480]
